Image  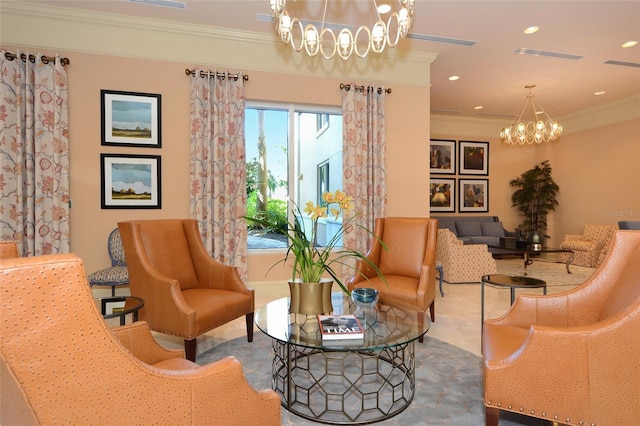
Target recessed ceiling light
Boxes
[594,91,606,96]
[377,4,391,14]
[622,41,638,48]
[448,75,460,81]
[524,26,539,35]
[474,106,483,110]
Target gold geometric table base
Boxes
[271,339,416,424]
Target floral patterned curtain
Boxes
[189,69,248,280]
[341,84,387,257]
[0,50,70,256]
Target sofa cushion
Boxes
[481,221,506,238]
[456,221,482,237]
[439,221,458,236]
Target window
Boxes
[317,162,329,205]
[316,113,329,132]
[245,103,342,250]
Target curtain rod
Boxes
[185,68,248,81]
[4,51,70,66]
[340,83,391,94]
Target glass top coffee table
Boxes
[488,244,574,274]
[255,292,430,424]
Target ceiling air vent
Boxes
[514,48,582,60]
[127,0,186,10]
[604,60,640,68]
[409,33,476,47]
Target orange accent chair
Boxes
[118,219,255,362]
[347,217,438,342]
[0,241,19,259]
[482,230,640,426]
[0,253,280,425]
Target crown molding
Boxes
[1,1,436,86]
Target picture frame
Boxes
[430,178,456,212]
[101,90,162,147]
[101,154,162,209]
[429,139,456,174]
[459,179,488,212]
[458,140,489,175]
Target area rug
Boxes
[198,332,548,425]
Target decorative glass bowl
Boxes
[351,288,379,326]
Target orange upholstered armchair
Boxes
[0,253,280,425]
[482,230,640,426]
[118,219,255,362]
[347,217,438,342]
[0,241,19,258]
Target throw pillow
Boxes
[481,221,506,237]
[440,222,458,236]
[456,221,482,237]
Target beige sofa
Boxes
[436,228,497,283]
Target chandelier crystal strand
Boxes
[500,85,563,145]
[270,0,415,60]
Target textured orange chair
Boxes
[0,253,280,425]
[482,230,640,426]
[0,241,19,259]
[347,217,438,342]
[118,219,255,362]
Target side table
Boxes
[100,296,144,326]
[481,274,546,332]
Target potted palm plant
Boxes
[509,160,560,246]
[244,189,385,315]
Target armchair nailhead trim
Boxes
[542,412,546,417]
[554,416,559,420]
[566,418,571,423]
[530,410,535,415]
[497,403,501,407]
[519,408,524,412]
[508,405,512,409]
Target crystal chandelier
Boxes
[500,85,563,145]
[269,0,415,60]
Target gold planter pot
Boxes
[288,278,334,315]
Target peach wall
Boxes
[551,119,640,239]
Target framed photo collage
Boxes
[429,139,489,213]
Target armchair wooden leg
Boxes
[429,300,435,322]
[485,406,500,426]
[245,312,254,342]
[184,338,197,362]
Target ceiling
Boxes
[25,0,640,119]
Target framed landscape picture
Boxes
[101,90,162,147]
[429,139,456,174]
[459,140,488,175]
[459,179,488,212]
[101,154,162,209]
[430,178,455,212]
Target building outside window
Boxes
[245,103,342,249]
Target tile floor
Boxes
[95,257,595,358]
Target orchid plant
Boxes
[244,190,385,295]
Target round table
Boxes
[481,274,546,331]
[255,292,430,424]
[100,296,144,326]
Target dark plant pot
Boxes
[516,240,529,249]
